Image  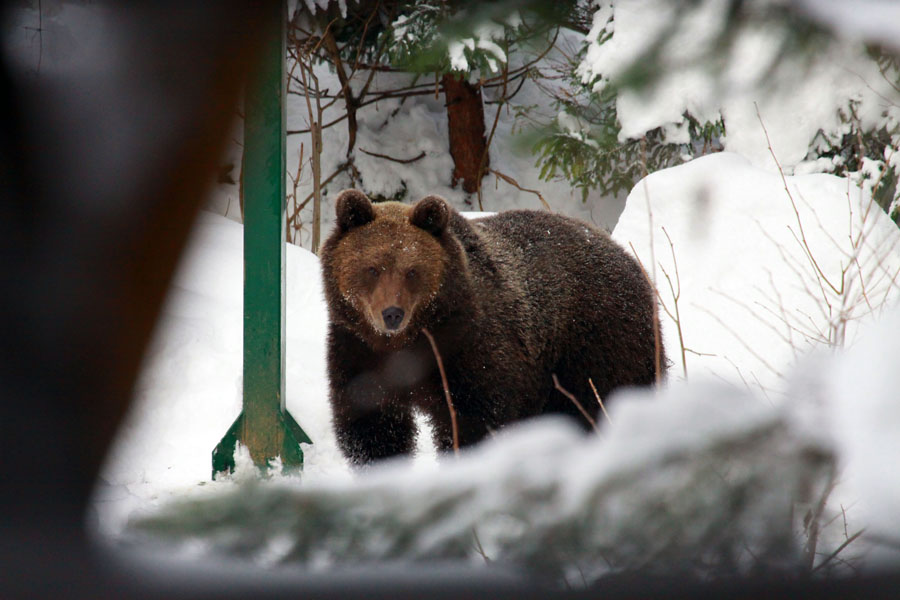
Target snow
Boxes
[828,304,900,566]
[10,0,900,584]
[95,154,900,579]
[797,0,900,51]
[578,0,900,174]
[612,152,900,390]
[91,212,350,536]
[124,390,832,582]
[473,24,507,66]
[447,40,469,72]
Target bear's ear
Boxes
[335,189,375,232]
[410,195,449,236]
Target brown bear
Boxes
[320,190,664,465]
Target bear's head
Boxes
[321,190,454,345]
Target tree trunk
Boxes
[442,73,488,194]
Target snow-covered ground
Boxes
[93,152,900,582]
[8,0,900,585]
[615,152,900,391]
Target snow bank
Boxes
[97,157,900,579]
[613,152,900,392]
[828,303,900,567]
[92,212,350,535]
[126,386,832,583]
[93,211,439,537]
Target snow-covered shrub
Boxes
[535,0,900,224]
[530,3,725,200]
[799,54,900,225]
[613,152,900,388]
[126,383,834,585]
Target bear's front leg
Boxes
[331,401,416,466]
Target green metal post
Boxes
[213,0,311,478]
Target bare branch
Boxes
[358,148,426,164]
[299,162,351,210]
[812,529,865,573]
[422,328,459,453]
[588,378,612,425]
[552,374,597,431]
[489,169,552,211]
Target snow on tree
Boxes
[559,0,900,224]
[287,0,567,211]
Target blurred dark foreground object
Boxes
[0,1,264,595]
[0,1,899,598]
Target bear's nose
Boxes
[382,306,405,330]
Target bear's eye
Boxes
[366,266,379,278]
[405,268,417,280]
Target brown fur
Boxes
[320,190,665,465]
[326,200,447,348]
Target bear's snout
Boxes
[382,306,405,330]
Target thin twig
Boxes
[299,162,350,210]
[552,374,597,431]
[359,148,426,164]
[296,51,324,253]
[639,137,664,383]
[588,378,612,425]
[628,241,667,382]
[804,465,838,571]
[812,529,865,573]
[489,169,552,211]
[660,226,686,377]
[422,327,459,453]
[698,305,784,379]
[286,143,305,243]
[756,103,841,296]
[471,526,491,563]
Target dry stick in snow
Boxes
[421,327,459,453]
[421,328,488,562]
[475,29,560,211]
[291,18,339,254]
[756,103,839,299]
[639,137,664,382]
[700,307,785,379]
[476,41,512,212]
[755,103,900,351]
[476,58,508,211]
[658,226,688,377]
[284,54,305,241]
[588,378,612,425]
[628,241,685,380]
[552,374,597,431]
[471,529,491,564]
[358,148,426,164]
